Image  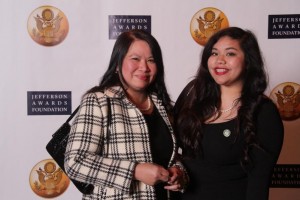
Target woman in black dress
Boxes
[174,27,284,200]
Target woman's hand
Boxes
[164,166,185,191]
[134,163,170,186]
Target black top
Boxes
[144,107,173,200]
[181,100,284,200]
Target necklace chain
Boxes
[219,100,239,113]
[219,105,235,113]
[139,96,151,111]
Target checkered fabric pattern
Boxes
[64,86,178,199]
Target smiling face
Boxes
[207,36,245,90]
[121,39,157,96]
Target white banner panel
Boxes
[1,0,299,199]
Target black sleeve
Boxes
[173,80,196,118]
[173,80,196,146]
[246,99,284,200]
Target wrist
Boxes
[172,163,189,192]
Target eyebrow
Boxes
[212,47,239,51]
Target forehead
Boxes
[213,36,241,50]
[126,40,152,57]
[128,39,148,49]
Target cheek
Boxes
[207,57,214,68]
[232,60,245,74]
[150,65,157,76]
[122,61,135,74]
[147,64,157,79]
[121,65,132,82]
[207,59,214,72]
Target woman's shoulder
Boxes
[258,96,278,113]
[84,86,124,99]
[80,92,107,109]
[257,96,282,125]
[174,80,196,110]
[181,80,196,96]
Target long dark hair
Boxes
[87,29,172,112]
[175,27,268,166]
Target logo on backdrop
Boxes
[269,82,300,121]
[27,6,69,46]
[270,164,300,188]
[29,159,70,198]
[27,91,72,115]
[109,15,151,39]
[268,14,300,39]
[190,7,229,46]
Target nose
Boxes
[217,55,226,64]
[139,59,150,71]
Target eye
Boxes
[226,52,236,56]
[210,51,218,56]
[131,57,140,61]
[147,58,155,63]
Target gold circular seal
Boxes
[190,7,229,46]
[29,159,70,198]
[270,82,300,121]
[27,6,69,46]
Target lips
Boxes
[214,68,229,75]
[137,74,149,81]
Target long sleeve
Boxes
[246,99,284,200]
[64,93,136,193]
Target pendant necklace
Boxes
[218,99,239,138]
[139,96,151,111]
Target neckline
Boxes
[139,96,151,111]
[143,106,156,117]
[205,117,236,125]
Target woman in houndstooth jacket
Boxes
[64,30,187,200]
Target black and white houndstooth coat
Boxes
[64,86,180,200]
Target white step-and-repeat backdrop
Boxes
[1,0,299,199]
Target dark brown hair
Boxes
[174,27,268,167]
